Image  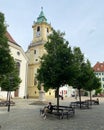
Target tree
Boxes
[73,55,101,107]
[1,67,21,92]
[83,60,101,102]
[1,66,21,112]
[0,12,15,83]
[95,88,102,96]
[0,12,21,111]
[72,47,85,108]
[36,30,76,109]
[0,12,19,88]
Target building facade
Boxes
[26,8,52,98]
[0,32,28,99]
[59,85,76,98]
[93,62,104,92]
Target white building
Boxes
[0,32,28,99]
[93,62,104,93]
[59,85,76,97]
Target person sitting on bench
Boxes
[41,102,53,119]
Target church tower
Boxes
[26,8,52,98]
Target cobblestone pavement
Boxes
[0,97,104,130]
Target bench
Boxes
[70,101,89,109]
[40,106,63,119]
[0,100,15,107]
[56,105,75,119]
[40,105,75,119]
[85,99,99,105]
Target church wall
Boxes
[0,41,28,99]
[9,43,28,98]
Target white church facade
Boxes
[0,32,28,99]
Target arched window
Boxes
[34,50,36,54]
[36,26,41,36]
[16,62,20,75]
[37,26,40,32]
[47,28,49,33]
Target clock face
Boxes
[36,31,40,36]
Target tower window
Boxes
[37,26,40,32]
[34,50,36,54]
[37,26,41,36]
[47,28,49,33]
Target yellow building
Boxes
[26,8,52,98]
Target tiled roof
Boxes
[93,62,104,72]
[5,31,20,47]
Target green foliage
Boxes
[73,52,101,93]
[82,60,101,92]
[84,91,88,96]
[1,65,21,91]
[95,88,102,95]
[36,29,76,92]
[0,12,21,91]
[0,12,15,77]
[72,47,85,89]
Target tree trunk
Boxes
[78,88,82,109]
[7,91,11,112]
[7,91,9,101]
[56,87,59,113]
[90,91,92,105]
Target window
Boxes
[34,50,36,54]
[47,28,49,33]
[17,51,20,56]
[99,73,101,75]
[16,62,20,75]
[34,78,37,85]
[102,78,104,81]
[36,26,41,36]
[37,26,40,32]
[95,73,98,75]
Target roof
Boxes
[36,7,47,23]
[5,31,20,47]
[93,62,104,72]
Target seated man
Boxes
[95,98,99,104]
[41,102,53,119]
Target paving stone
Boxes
[0,97,104,130]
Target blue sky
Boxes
[0,0,104,66]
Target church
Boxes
[26,8,52,98]
[0,31,28,99]
[0,8,75,99]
